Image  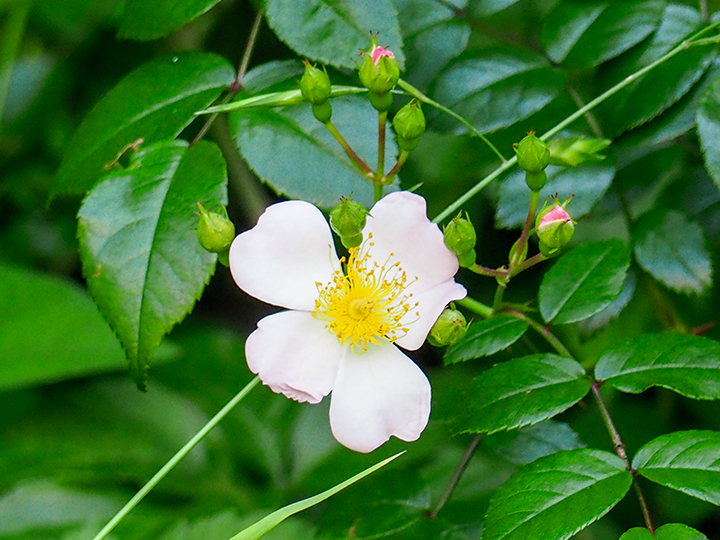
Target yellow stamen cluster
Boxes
[313,236,418,351]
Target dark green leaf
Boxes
[496,162,615,229]
[697,73,720,190]
[443,314,527,364]
[52,53,234,198]
[230,95,397,208]
[0,264,126,391]
[578,268,636,334]
[486,420,586,466]
[595,333,720,400]
[454,354,590,435]
[264,0,404,70]
[429,48,565,134]
[541,0,664,68]
[598,5,713,137]
[483,449,633,540]
[620,523,709,540]
[632,430,720,505]
[396,0,470,89]
[539,239,631,324]
[77,140,227,388]
[471,0,521,17]
[118,0,223,40]
[632,210,712,295]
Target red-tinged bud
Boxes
[359,35,399,111]
[535,196,575,257]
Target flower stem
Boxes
[591,381,655,534]
[428,434,482,518]
[325,119,374,177]
[374,181,384,203]
[492,281,507,315]
[510,252,548,277]
[383,149,409,183]
[456,296,493,318]
[377,110,387,179]
[467,264,508,278]
[431,26,720,224]
[0,0,31,129]
[397,78,506,164]
[90,376,261,540]
[510,190,540,270]
[507,309,573,358]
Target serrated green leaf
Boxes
[229,95,397,208]
[77,140,227,388]
[118,0,222,40]
[429,48,565,134]
[632,430,720,505]
[483,449,633,540]
[454,354,590,435]
[53,53,234,198]
[486,420,586,466]
[632,210,712,295]
[496,162,614,229]
[597,5,712,138]
[0,264,126,391]
[443,314,527,364]
[620,523,709,540]
[697,73,720,190]
[541,0,664,68]
[264,0,404,70]
[539,239,631,325]
[595,333,720,400]
[396,0,470,90]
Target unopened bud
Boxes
[359,36,399,111]
[548,136,611,167]
[393,100,425,151]
[428,307,468,347]
[444,212,476,253]
[535,196,575,257]
[514,132,550,191]
[329,197,369,249]
[197,203,235,265]
[300,61,332,105]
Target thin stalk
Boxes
[510,252,548,277]
[325,120,374,177]
[428,434,482,518]
[467,264,508,278]
[700,0,708,22]
[432,26,720,224]
[377,110,387,180]
[456,297,493,319]
[507,309,572,358]
[374,181,383,203]
[492,281,507,315]
[397,78,506,164]
[591,381,655,534]
[91,377,261,540]
[510,189,540,270]
[191,9,263,145]
[0,0,31,127]
[567,86,604,139]
[383,149,409,183]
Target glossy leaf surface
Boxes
[633,430,720,506]
[443,314,527,364]
[483,449,632,540]
[77,140,227,388]
[454,354,590,435]
[53,53,234,197]
[619,523,709,540]
[539,239,631,324]
[486,420,586,466]
[118,0,223,40]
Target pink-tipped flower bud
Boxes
[535,196,575,257]
[428,306,468,347]
[359,35,399,111]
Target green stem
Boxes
[397,78,506,164]
[377,110,387,180]
[0,0,31,126]
[374,181,383,203]
[492,281,507,315]
[428,434,482,518]
[456,297,493,319]
[507,309,572,358]
[383,149,409,183]
[510,252,548,277]
[467,264,508,278]
[431,26,720,224]
[325,120,374,177]
[510,190,540,270]
[90,377,261,540]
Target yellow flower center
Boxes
[313,235,418,351]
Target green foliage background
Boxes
[2,0,720,539]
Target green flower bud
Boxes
[513,131,550,175]
[329,197,369,249]
[443,212,476,255]
[428,307,468,347]
[359,36,399,102]
[196,202,235,262]
[535,196,575,257]
[300,61,332,105]
[393,100,426,151]
[548,136,611,167]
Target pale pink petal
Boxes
[329,344,431,453]
[363,192,459,296]
[230,201,339,311]
[395,280,467,351]
[246,310,344,404]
